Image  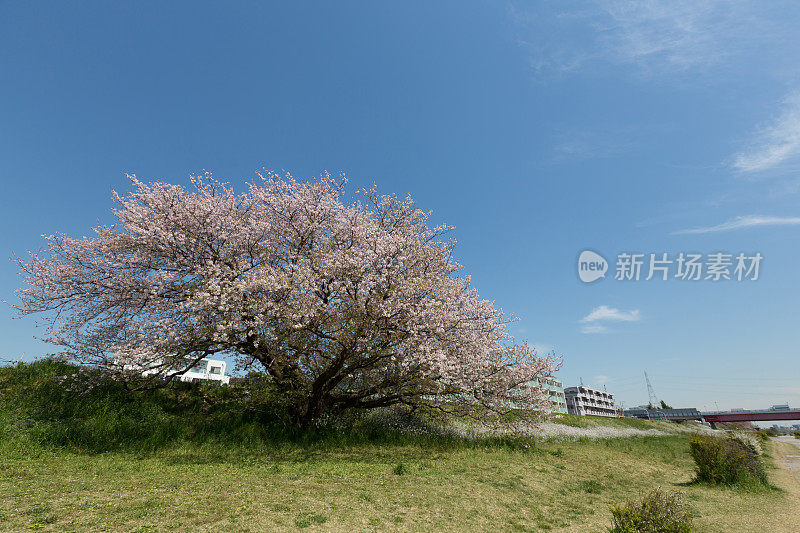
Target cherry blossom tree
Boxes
[15,172,559,427]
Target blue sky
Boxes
[2,1,799,411]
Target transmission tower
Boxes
[644,371,659,407]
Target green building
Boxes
[528,376,568,414]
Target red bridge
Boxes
[702,408,800,428]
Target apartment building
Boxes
[530,376,568,414]
[126,357,231,385]
[564,385,617,417]
[172,358,230,384]
[510,376,568,413]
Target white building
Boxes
[171,358,230,384]
[564,385,617,417]
[126,357,230,385]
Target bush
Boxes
[760,428,778,438]
[730,431,762,456]
[688,434,767,486]
[793,431,800,440]
[0,360,270,452]
[0,361,542,454]
[392,462,409,475]
[609,488,692,532]
[754,429,773,443]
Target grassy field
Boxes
[1,362,798,531]
[3,436,799,531]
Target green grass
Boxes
[549,412,679,431]
[3,434,796,531]
[0,361,540,455]
[0,361,797,531]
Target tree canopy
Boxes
[15,172,558,426]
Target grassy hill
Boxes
[1,361,797,531]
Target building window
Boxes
[209,366,221,375]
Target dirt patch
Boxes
[775,436,800,475]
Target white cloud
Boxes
[581,305,641,323]
[581,324,609,334]
[580,305,641,334]
[674,215,800,234]
[511,1,798,78]
[595,0,733,71]
[594,375,610,386]
[532,343,555,355]
[731,92,800,173]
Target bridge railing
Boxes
[700,408,797,416]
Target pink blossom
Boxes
[14,172,560,426]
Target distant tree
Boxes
[660,400,673,410]
[15,172,559,428]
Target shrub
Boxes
[730,431,762,456]
[793,431,800,440]
[688,434,767,486]
[1,361,544,454]
[580,480,603,494]
[754,429,773,443]
[609,488,692,532]
[392,462,409,475]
